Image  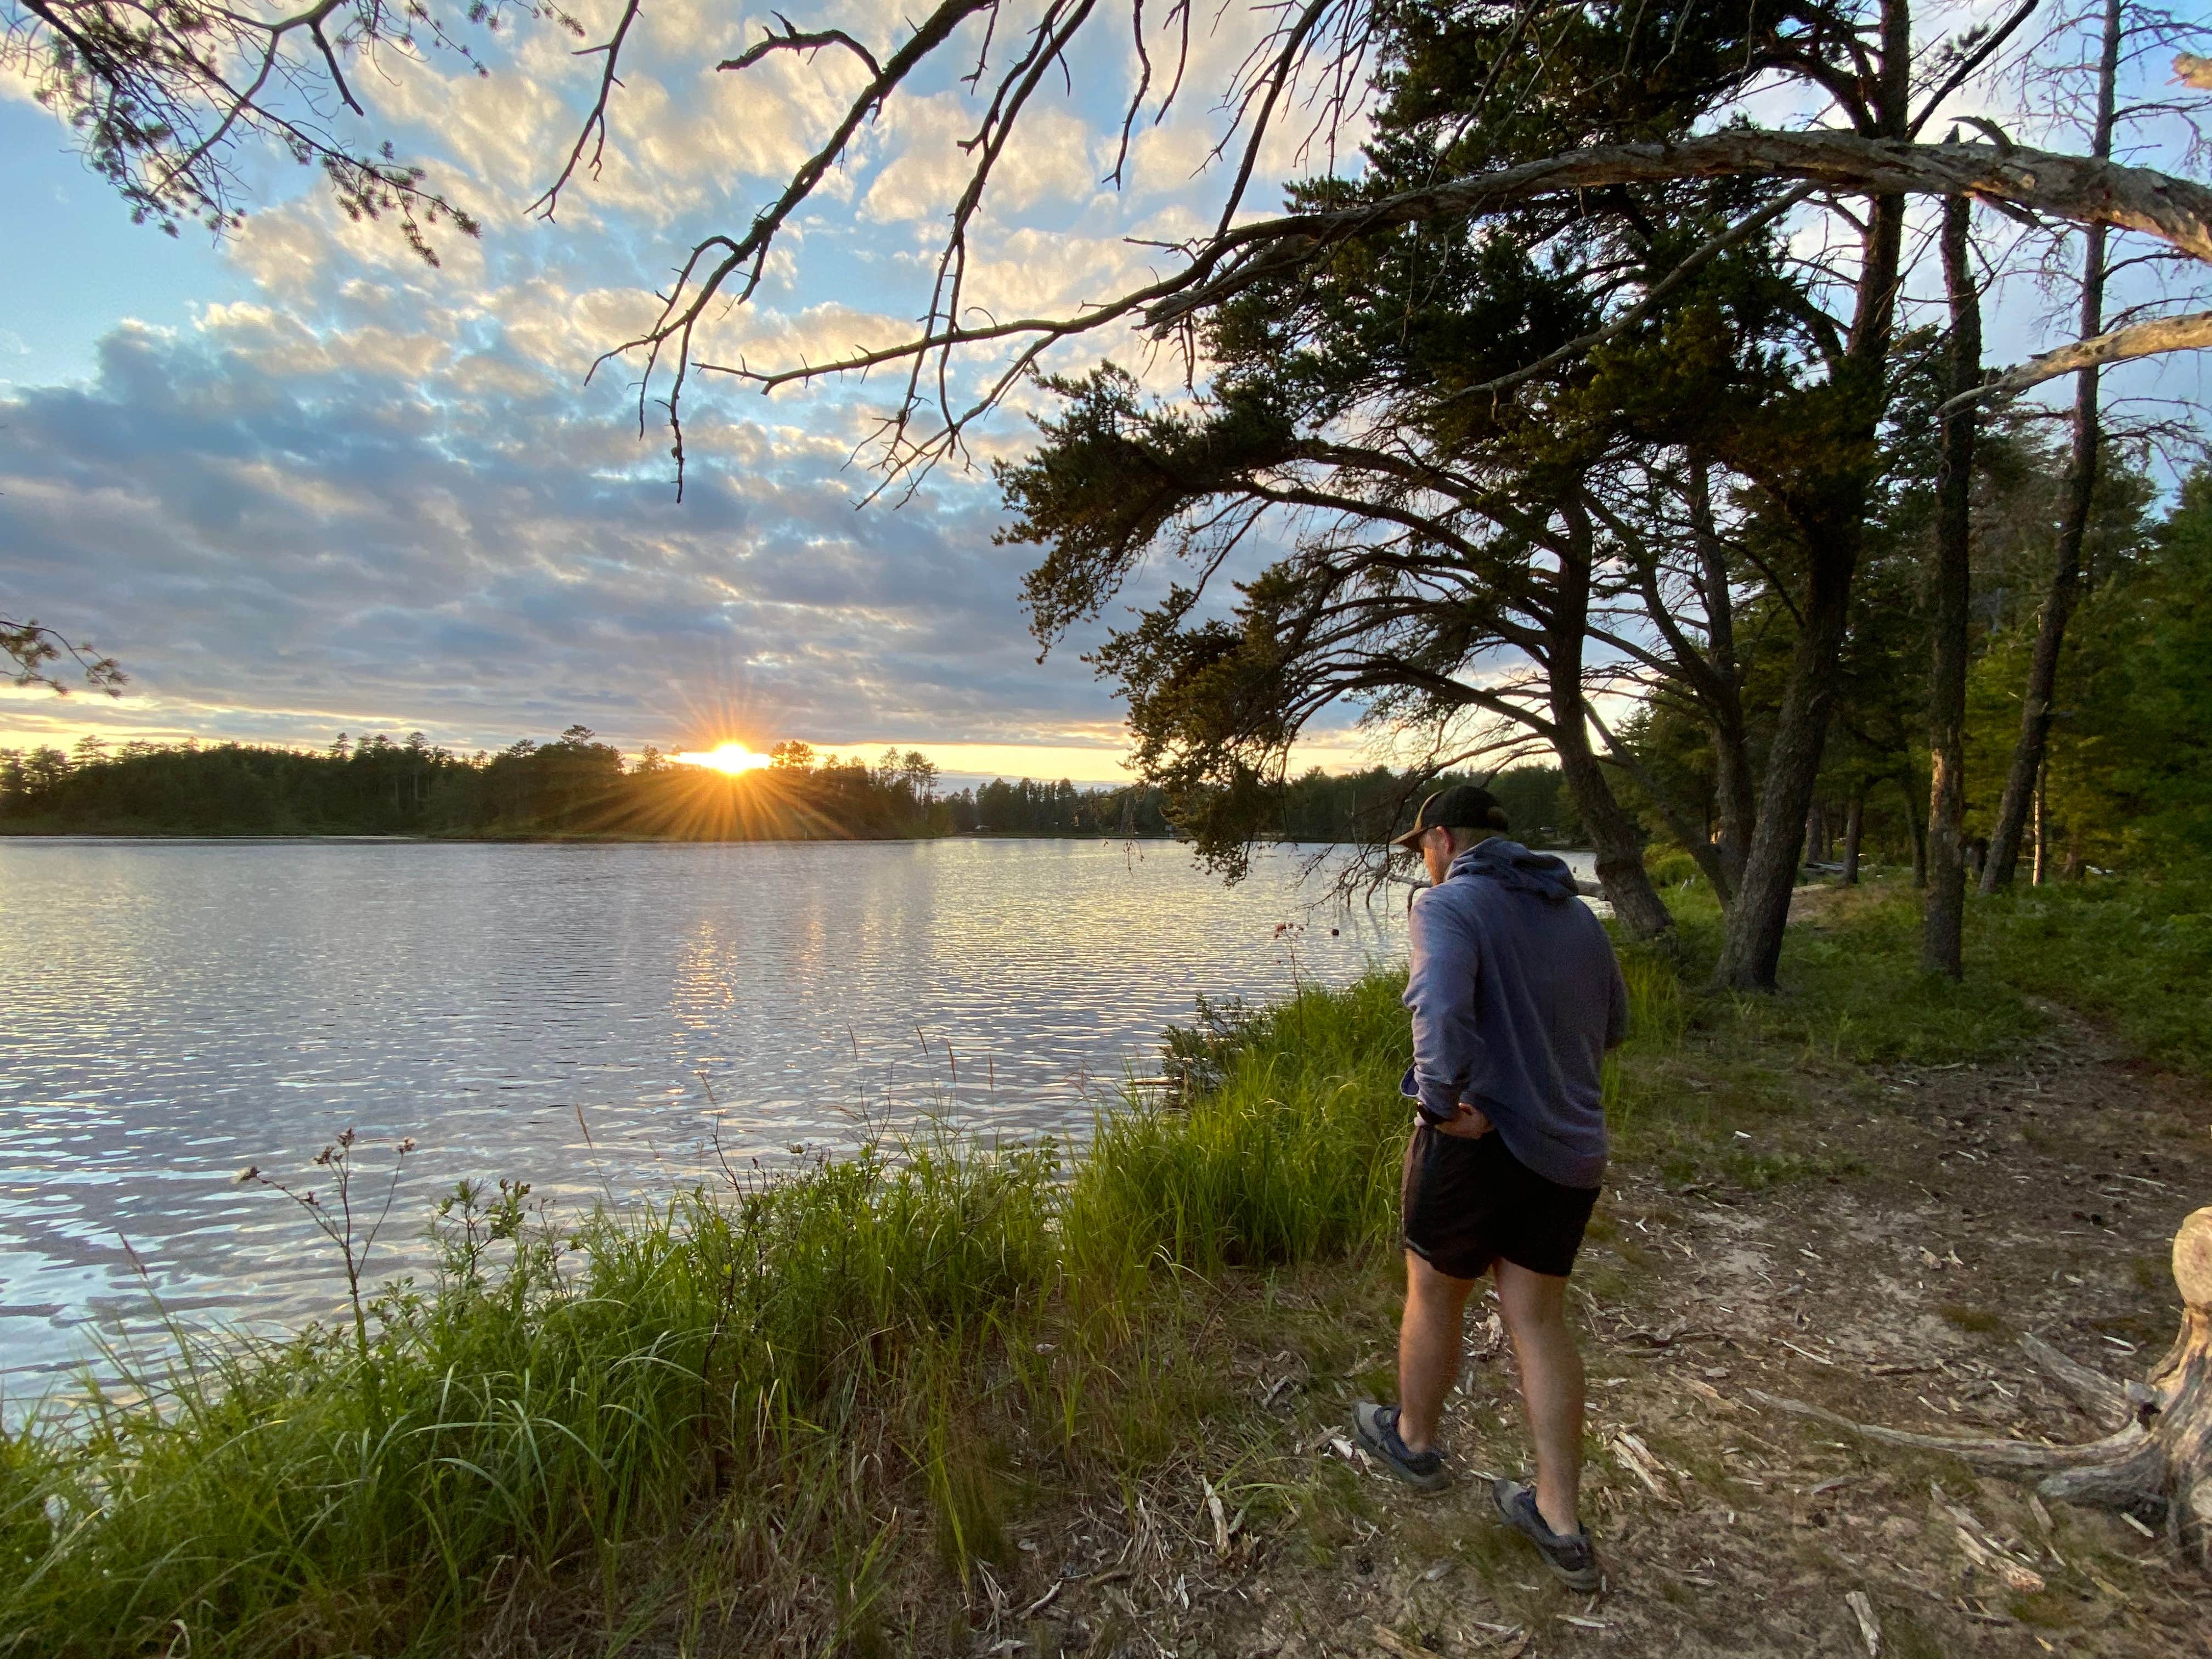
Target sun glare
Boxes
[678,742,774,775]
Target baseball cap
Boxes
[1390,783,1509,850]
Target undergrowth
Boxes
[1972,872,2212,1076]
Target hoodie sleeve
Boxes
[1403,888,1483,1123]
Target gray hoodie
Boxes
[1399,838,1628,1189]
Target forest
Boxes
[0,731,1169,840]
[1618,452,2212,884]
[0,727,1590,847]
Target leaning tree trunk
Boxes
[1709,532,1860,988]
[1550,502,1676,941]
[1923,189,1980,978]
[1756,1207,2212,1562]
[1712,180,1906,991]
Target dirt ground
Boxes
[939,907,2212,1659]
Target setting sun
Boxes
[677,742,774,775]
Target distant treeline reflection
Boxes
[0,728,1576,845]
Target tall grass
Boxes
[1064,975,1412,1281]
[2,1146,1060,1656]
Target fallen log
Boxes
[1750,1206,2212,1561]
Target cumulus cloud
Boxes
[0,293,1135,759]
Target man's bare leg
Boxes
[1496,1260,1584,1534]
[1396,1251,1477,1455]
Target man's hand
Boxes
[1434,1102,1493,1139]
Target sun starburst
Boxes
[677,741,773,775]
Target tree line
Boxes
[0,728,1598,849]
[0,730,1149,840]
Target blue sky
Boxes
[2,0,2203,786]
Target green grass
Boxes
[1971,872,2212,1076]
[3,1145,1068,1656]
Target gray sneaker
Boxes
[1353,1402,1451,1493]
[1491,1478,1601,1590]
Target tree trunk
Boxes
[1558,733,1675,941]
[1711,533,1864,989]
[1550,504,1675,941]
[1711,78,1908,990]
[1901,771,1927,889]
[1689,459,1756,899]
[2032,760,2050,885]
[1923,189,1980,978]
[1842,789,1865,885]
[1711,727,1756,896]
[1982,0,2120,894]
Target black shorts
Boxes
[1401,1122,1599,1280]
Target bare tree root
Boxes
[1749,1206,2212,1565]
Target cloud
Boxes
[3,0,1396,766]
[0,287,1136,759]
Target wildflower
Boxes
[235,1165,259,1183]
[397,1137,418,1154]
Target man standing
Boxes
[1355,785,1629,1592]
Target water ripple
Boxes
[0,838,1591,1389]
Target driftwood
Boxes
[1751,1206,2212,1561]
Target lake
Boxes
[0,836,1595,1392]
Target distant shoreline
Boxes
[0,828,1190,844]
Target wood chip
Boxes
[1948,1518,2046,1593]
[1844,1589,1881,1657]
[1610,1429,1675,1499]
[1368,1622,1444,1659]
[1203,1480,1231,1558]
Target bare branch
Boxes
[1940,307,2212,410]
[1907,0,2041,138]
[532,0,643,221]
[722,14,885,78]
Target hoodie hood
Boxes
[1447,838,1581,904]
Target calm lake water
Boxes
[0,837,1594,1393]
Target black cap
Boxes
[1391,784,1509,850]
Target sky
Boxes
[0,0,1348,785]
[2,0,2204,787]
